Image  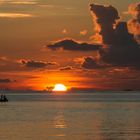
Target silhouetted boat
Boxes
[0,94,8,102]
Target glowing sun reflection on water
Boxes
[53,111,67,129]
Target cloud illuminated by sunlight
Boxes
[80,29,88,36]
[10,1,37,5]
[62,29,68,34]
[0,13,34,18]
[0,0,37,5]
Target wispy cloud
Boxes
[0,78,15,83]
[80,29,88,36]
[0,1,75,18]
[10,1,37,5]
[60,66,73,71]
[0,0,37,5]
[38,4,57,8]
[21,59,57,69]
[0,13,34,18]
[0,0,36,18]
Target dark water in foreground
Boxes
[0,92,140,140]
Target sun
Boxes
[53,84,67,92]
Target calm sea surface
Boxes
[0,92,140,140]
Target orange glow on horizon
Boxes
[1,70,100,91]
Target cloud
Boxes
[0,78,12,83]
[127,2,140,44]
[80,30,88,36]
[90,4,120,44]
[62,29,68,34]
[99,44,140,68]
[0,13,34,18]
[21,60,57,68]
[10,1,37,5]
[0,57,58,72]
[47,39,101,51]
[0,0,36,19]
[60,66,73,71]
[0,0,37,5]
[81,57,103,69]
[90,4,140,69]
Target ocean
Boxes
[0,92,140,140]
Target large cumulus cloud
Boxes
[45,3,140,70]
[90,3,140,69]
[90,4,119,44]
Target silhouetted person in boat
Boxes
[3,95,7,101]
[0,94,4,100]
[0,94,8,102]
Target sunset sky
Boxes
[0,0,140,91]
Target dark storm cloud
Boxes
[90,4,138,46]
[0,78,12,83]
[99,44,140,68]
[90,4,119,44]
[60,66,73,71]
[114,22,138,46]
[90,4,140,69]
[21,60,57,68]
[81,57,103,69]
[47,39,101,51]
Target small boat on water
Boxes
[0,94,8,102]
